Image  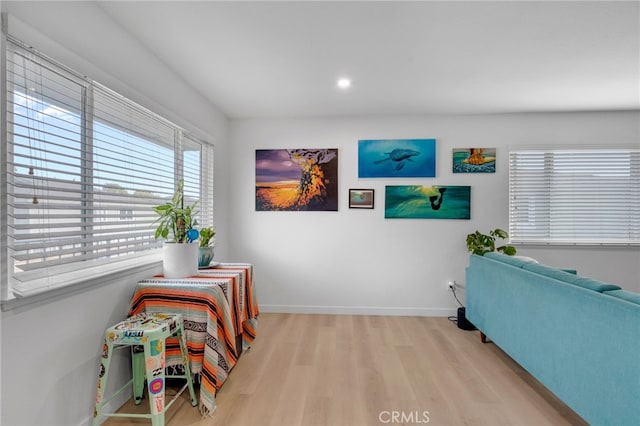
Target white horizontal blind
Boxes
[182,133,214,231]
[4,36,213,299]
[509,147,640,245]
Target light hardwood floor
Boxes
[102,313,587,426]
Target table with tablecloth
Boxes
[127,262,259,416]
[197,262,259,349]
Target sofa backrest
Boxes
[483,251,536,268]
[482,251,621,293]
[603,289,640,306]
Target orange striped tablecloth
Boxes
[127,263,258,416]
[197,262,259,348]
[128,276,236,416]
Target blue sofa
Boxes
[466,252,640,426]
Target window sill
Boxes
[1,259,162,312]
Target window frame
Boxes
[508,145,640,247]
[1,32,214,304]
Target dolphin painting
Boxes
[373,149,420,171]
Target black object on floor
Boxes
[457,307,476,330]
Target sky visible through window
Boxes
[10,89,201,272]
[13,90,181,198]
[5,40,209,299]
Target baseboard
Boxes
[259,304,456,317]
[90,388,133,425]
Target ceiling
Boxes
[10,1,640,119]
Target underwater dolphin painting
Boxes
[373,149,420,171]
[359,139,436,178]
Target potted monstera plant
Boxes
[466,228,517,256]
[198,226,216,267]
[153,180,200,277]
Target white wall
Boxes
[1,266,162,425]
[0,4,229,426]
[228,112,640,316]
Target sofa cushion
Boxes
[603,289,640,306]
[570,277,621,293]
[521,262,579,282]
[484,252,537,268]
[521,263,621,292]
[513,255,539,263]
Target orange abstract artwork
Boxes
[256,149,338,211]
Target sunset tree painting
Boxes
[256,149,338,211]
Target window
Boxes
[509,147,640,245]
[2,35,214,301]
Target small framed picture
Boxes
[452,147,496,173]
[349,189,375,209]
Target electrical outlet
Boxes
[447,281,455,291]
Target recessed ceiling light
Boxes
[337,78,351,89]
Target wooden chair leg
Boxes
[480,332,492,343]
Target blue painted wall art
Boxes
[385,185,471,219]
[358,139,436,178]
[452,148,496,173]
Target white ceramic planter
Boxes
[162,242,198,278]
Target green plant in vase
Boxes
[152,180,200,277]
[199,226,216,248]
[198,226,216,268]
[466,228,517,256]
[153,180,199,243]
